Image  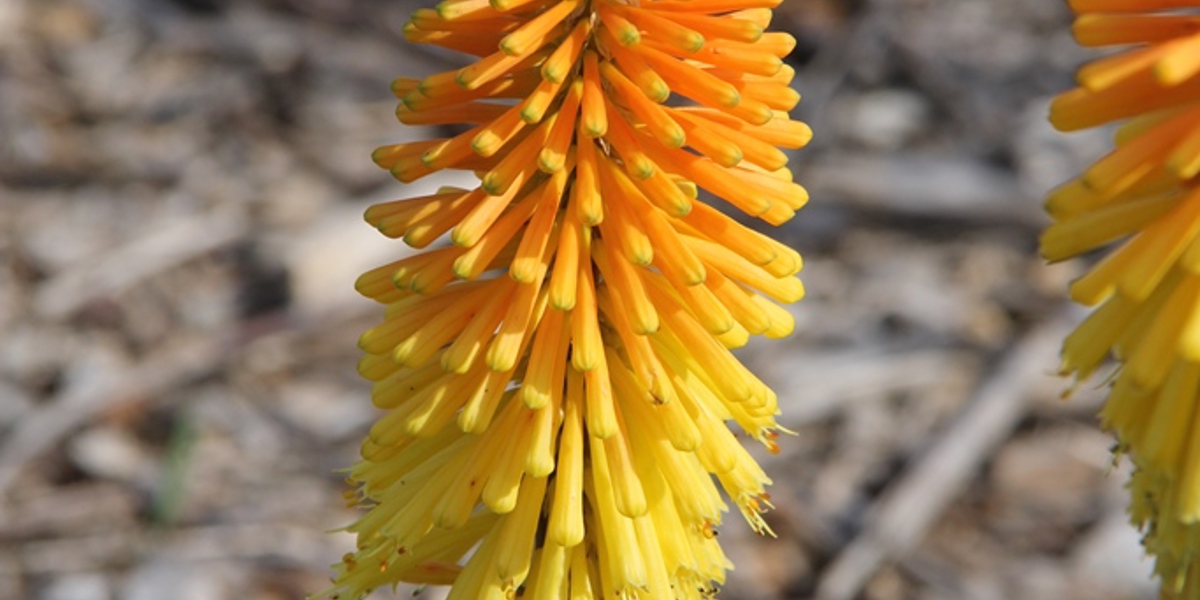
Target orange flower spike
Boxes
[333,0,812,596]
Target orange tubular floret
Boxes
[602,103,658,180]
[580,51,609,137]
[600,60,686,148]
[646,0,783,12]
[633,42,741,108]
[659,11,763,43]
[540,82,584,173]
[574,130,604,225]
[604,38,671,103]
[542,18,591,83]
[499,0,581,56]
[1073,14,1200,47]
[620,5,706,54]
[596,5,640,47]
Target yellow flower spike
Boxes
[1143,362,1200,470]
[1040,193,1180,262]
[332,0,810,596]
[1047,1,1200,595]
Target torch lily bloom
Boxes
[1044,0,1200,594]
[329,0,809,598]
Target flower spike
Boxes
[1046,1,1200,595]
[328,0,809,598]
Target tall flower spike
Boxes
[1044,0,1200,595]
[331,0,810,597]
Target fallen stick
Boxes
[815,310,1074,600]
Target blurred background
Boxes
[0,0,1150,599]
